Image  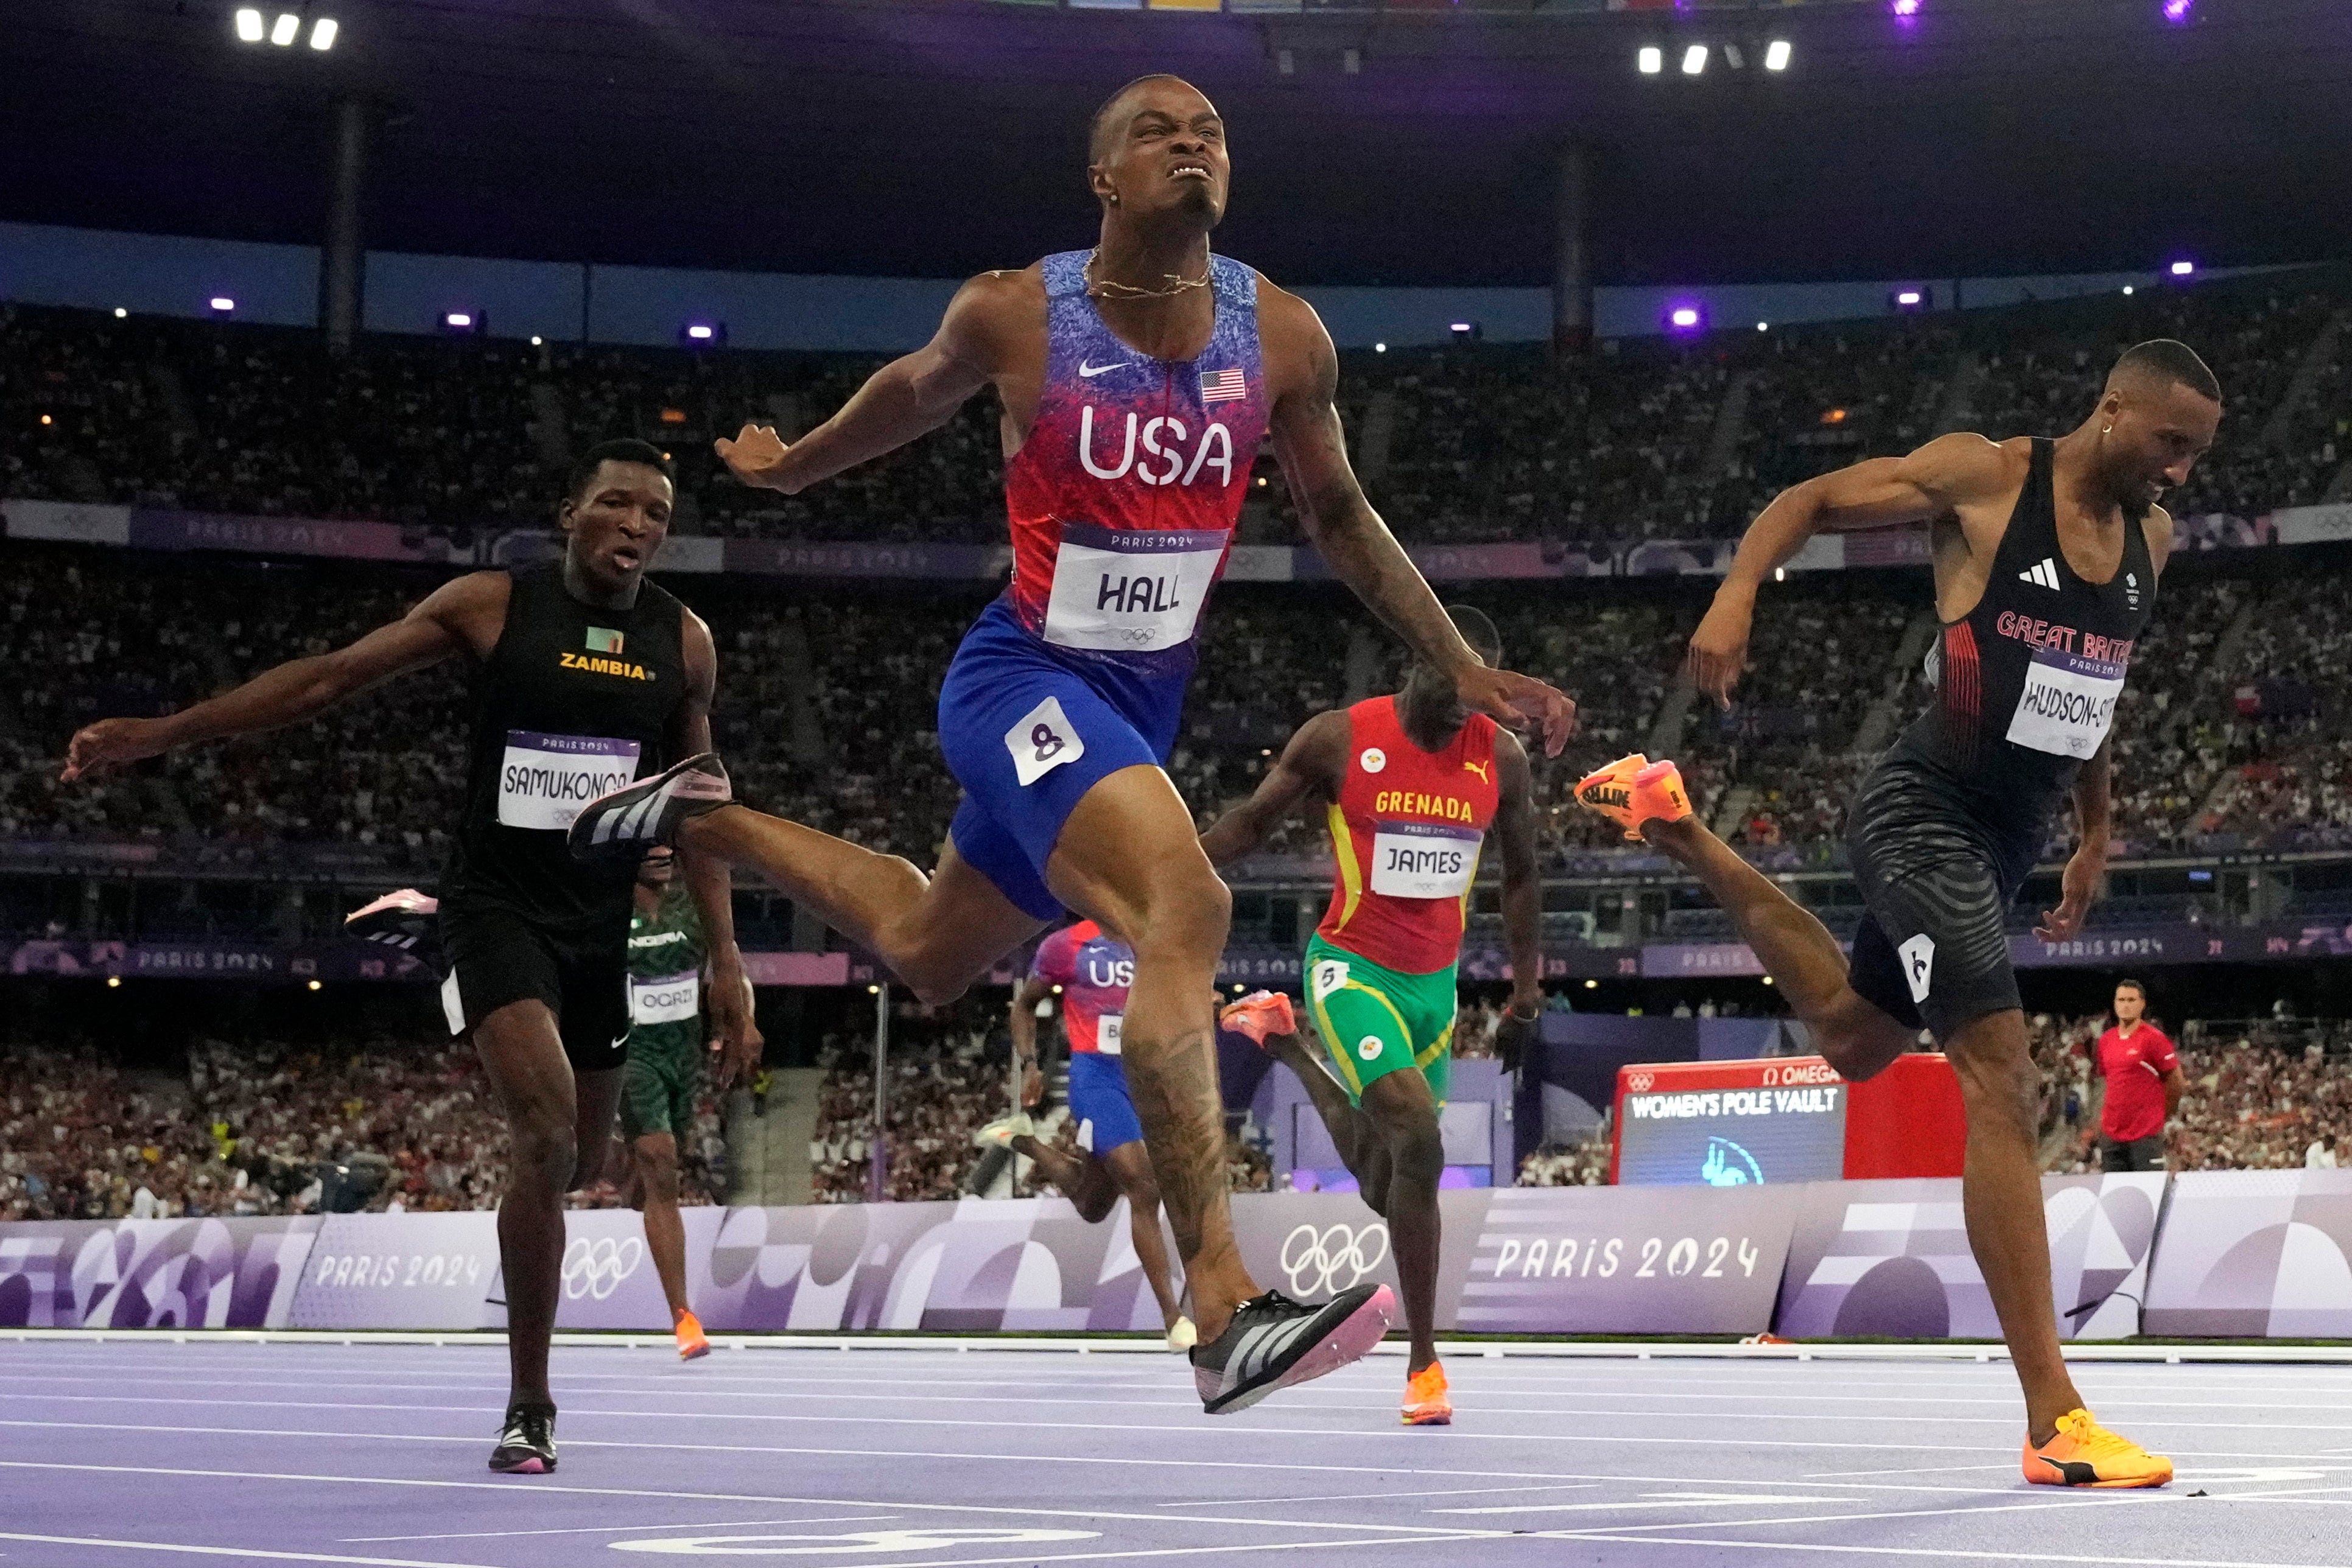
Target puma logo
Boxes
[1584,784,1630,809]
[1462,760,1491,784]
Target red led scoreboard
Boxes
[1609,1054,1965,1187]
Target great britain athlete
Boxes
[569,74,1573,1413]
[1203,604,1543,1425]
[1574,340,2220,1486]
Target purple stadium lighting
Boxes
[2170,259,2196,277]
[2163,0,2194,21]
[1890,0,1920,18]
[1890,287,1931,313]
[679,320,727,348]
[1665,301,1707,336]
[208,296,234,315]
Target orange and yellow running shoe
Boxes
[1401,1362,1452,1426]
[1220,990,1296,1048]
[1573,754,1693,843]
[2022,1409,2171,1488]
[673,1308,711,1362]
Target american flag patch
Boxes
[1199,368,1248,404]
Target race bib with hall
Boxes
[496,731,643,830]
[2004,647,2127,759]
[1042,522,1227,654]
[1098,1015,1123,1055]
[630,970,700,1027]
[1368,821,1483,899]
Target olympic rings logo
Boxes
[561,1236,644,1301]
[1627,1072,1656,1092]
[1279,1220,1390,1297]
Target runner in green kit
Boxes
[622,845,717,1359]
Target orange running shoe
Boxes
[2022,1409,2171,1488]
[1401,1362,1452,1427]
[673,1309,711,1362]
[1573,754,1693,843]
[1220,990,1296,1048]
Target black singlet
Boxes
[1893,437,2157,837]
[441,562,686,931]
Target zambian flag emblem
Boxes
[586,627,625,655]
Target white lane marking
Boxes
[637,1536,1498,1568]
[1159,1484,1599,1508]
[0,1458,1500,1540]
[30,1368,2352,1420]
[15,1413,2352,1469]
[21,1380,2352,1438]
[1565,1493,2172,1535]
[1534,1532,2337,1568]
[0,1409,2009,1459]
[1437,1491,1860,1516]
[610,1527,1099,1557]
[0,1536,500,1568]
[342,1516,901,1544]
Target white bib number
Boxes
[496,731,642,830]
[2004,648,2126,759]
[1097,1014,1123,1055]
[1042,524,1226,654]
[631,970,700,1026]
[1368,822,1482,899]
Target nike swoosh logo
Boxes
[1078,360,1133,378]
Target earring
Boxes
[2103,425,2112,435]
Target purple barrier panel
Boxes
[1452,1185,1799,1335]
[289,1211,500,1330]
[2143,1169,2352,1338]
[695,1202,963,1332]
[0,1217,318,1328]
[128,509,469,564]
[1774,1174,2164,1341]
[1226,1189,1493,1331]
[553,1206,731,1331]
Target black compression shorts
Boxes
[438,899,630,1073]
[1843,758,2040,1043]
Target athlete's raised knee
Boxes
[1813,992,1915,1084]
[1128,858,1231,961]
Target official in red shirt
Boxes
[2092,979,2183,1171]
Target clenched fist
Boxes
[62,716,170,783]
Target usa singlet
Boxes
[938,250,1274,919]
[1028,920,1135,1055]
[1318,698,1501,976]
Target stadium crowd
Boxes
[8,537,2350,902]
[7,275,2348,548]
[0,1033,726,1222]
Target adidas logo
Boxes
[2019,558,2062,591]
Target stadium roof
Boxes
[11,0,2350,289]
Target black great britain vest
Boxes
[1895,437,2157,835]
[443,562,686,931]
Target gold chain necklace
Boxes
[1084,248,1211,301]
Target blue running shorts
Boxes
[937,598,1189,920]
[1065,1048,1146,1157]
